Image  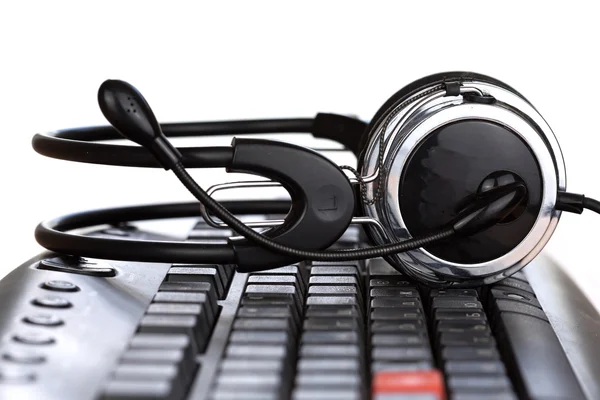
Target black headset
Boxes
[32,71,598,287]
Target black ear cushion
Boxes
[357,71,531,170]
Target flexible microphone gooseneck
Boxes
[93,79,530,262]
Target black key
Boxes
[371,347,432,362]
[102,380,174,399]
[371,360,433,372]
[309,276,360,288]
[158,282,218,315]
[245,285,301,310]
[492,312,586,399]
[442,347,499,360]
[248,275,303,296]
[493,299,548,322]
[369,277,415,287]
[489,288,542,309]
[304,318,360,331]
[113,364,179,384]
[293,388,361,400]
[219,358,285,373]
[233,318,292,332]
[371,297,421,309]
[430,289,478,298]
[146,304,211,350]
[371,320,425,333]
[154,291,216,325]
[371,309,422,320]
[238,306,299,326]
[451,393,517,400]
[447,375,512,391]
[138,315,204,353]
[260,265,305,280]
[371,333,426,346]
[437,320,490,334]
[438,332,494,347]
[297,358,360,373]
[300,344,360,358]
[444,360,506,375]
[167,266,225,299]
[311,266,358,277]
[213,372,282,390]
[226,344,287,359]
[306,305,361,319]
[492,278,535,295]
[212,389,279,400]
[306,296,360,308]
[121,349,194,384]
[241,294,296,307]
[308,286,358,296]
[229,330,290,344]
[435,310,486,322]
[129,333,191,351]
[370,288,418,297]
[301,331,360,344]
[295,372,362,387]
[431,298,482,309]
[368,261,402,276]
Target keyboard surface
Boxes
[0,219,598,400]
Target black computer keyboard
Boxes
[0,218,597,400]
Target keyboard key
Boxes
[167,266,225,299]
[219,358,285,373]
[371,361,434,373]
[120,348,195,381]
[438,332,495,347]
[248,275,304,296]
[436,321,490,334]
[308,285,358,296]
[372,370,445,399]
[447,375,512,391]
[102,380,174,399]
[430,289,478,298]
[305,305,361,319]
[492,278,535,295]
[304,318,360,331]
[138,315,204,353]
[441,347,499,360]
[292,388,362,400]
[371,288,418,297]
[444,360,506,375]
[233,318,292,331]
[238,306,299,325]
[113,364,179,382]
[244,285,301,310]
[431,298,482,309]
[371,297,421,308]
[229,330,290,344]
[295,372,362,387]
[154,291,216,325]
[300,344,360,358]
[369,277,415,287]
[311,266,359,277]
[372,334,426,346]
[302,331,360,344]
[372,347,432,362]
[371,309,422,320]
[434,310,486,321]
[489,287,541,309]
[146,304,211,351]
[371,320,425,333]
[297,358,360,373]
[226,344,287,359]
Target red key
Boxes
[372,370,446,400]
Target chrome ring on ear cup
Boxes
[359,72,566,286]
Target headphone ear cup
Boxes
[356,71,530,171]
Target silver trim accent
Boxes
[360,79,566,286]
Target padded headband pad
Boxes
[357,71,531,169]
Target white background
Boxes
[1,2,599,305]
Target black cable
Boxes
[171,162,455,261]
[583,197,600,214]
[34,201,291,264]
